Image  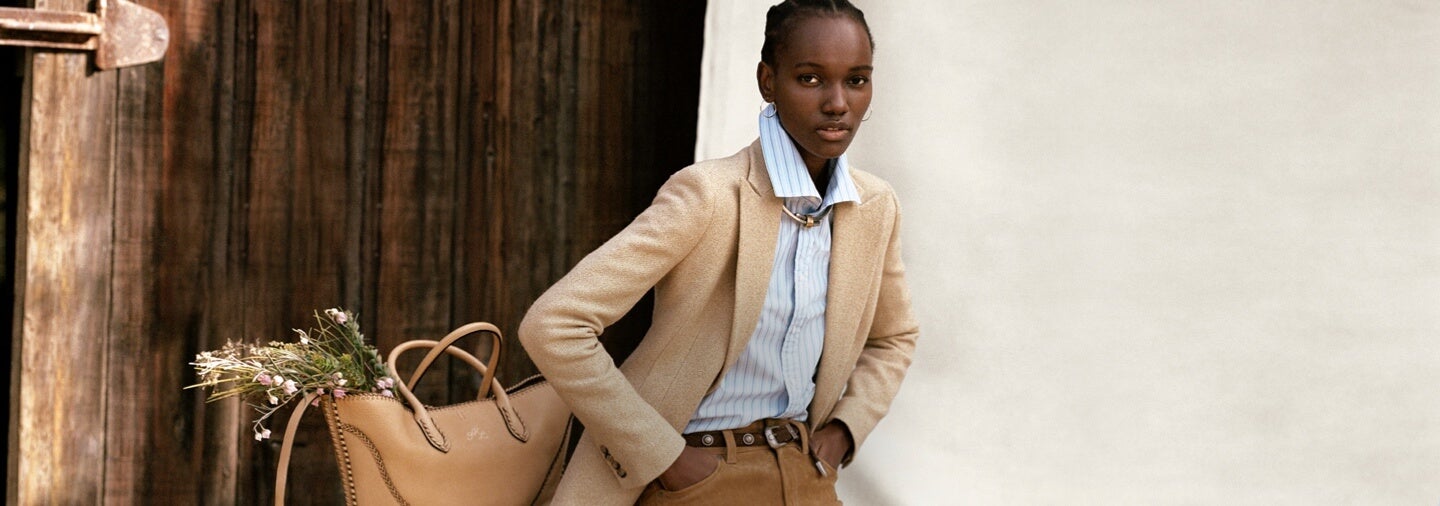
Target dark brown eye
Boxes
[798,74,821,85]
[848,75,870,87]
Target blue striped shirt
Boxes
[685,104,861,433]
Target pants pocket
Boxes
[661,455,726,497]
[637,454,728,505]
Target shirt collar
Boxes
[758,104,860,209]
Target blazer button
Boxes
[618,469,628,478]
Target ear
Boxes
[756,61,775,103]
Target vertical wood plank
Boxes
[102,36,173,504]
[491,0,571,384]
[195,0,245,501]
[273,1,360,501]
[342,0,374,315]
[372,0,458,405]
[237,2,297,501]
[13,0,118,501]
[459,0,514,386]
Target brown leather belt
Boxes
[683,419,804,449]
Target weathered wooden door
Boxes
[5,0,705,503]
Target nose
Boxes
[821,83,849,116]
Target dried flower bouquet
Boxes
[188,308,396,441]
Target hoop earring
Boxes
[763,102,777,118]
[862,108,873,122]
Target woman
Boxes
[519,1,918,504]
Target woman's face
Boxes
[758,15,874,173]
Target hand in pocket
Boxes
[658,446,720,491]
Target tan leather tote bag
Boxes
[274,322,573,505]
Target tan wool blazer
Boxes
[518,140,920,505]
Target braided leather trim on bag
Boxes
[338,421,411,506]
[322,398,359,505]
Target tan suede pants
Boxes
[637,421,841,506]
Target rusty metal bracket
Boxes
[0,0,168,70]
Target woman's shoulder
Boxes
[687,142,755,174]
[665,142,757,190]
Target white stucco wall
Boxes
[698,1,1440,504]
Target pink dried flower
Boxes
[282,380,298,395]
[268,395,279,405]
[381,389,394,398]
[325,308,348,324]
[333,388,347,399]
[254,372,273,386]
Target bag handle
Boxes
[274,391,320,506]
[404,322,502,400]
[387,331,532,453]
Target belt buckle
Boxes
[763,423,799,449]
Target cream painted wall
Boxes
[698,1,1440,504]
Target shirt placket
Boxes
[780,196,824,417]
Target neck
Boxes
[809,160,832,199]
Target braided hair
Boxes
[761,0,875,66]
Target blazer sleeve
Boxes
[518,167,715,489]
[828,193,921,464]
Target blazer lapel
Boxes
[810,180,885,424]
[722,143,780,382]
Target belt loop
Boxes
[795,420,811,456]
[721,430,738,464]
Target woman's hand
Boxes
[657,445,718,491]
[811,422,853,470]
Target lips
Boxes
[816,123,852,142]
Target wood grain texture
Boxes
[12,1,117,503]
[103,39,173,504]
[10,0,704,503]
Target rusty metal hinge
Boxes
[0,0,168,70]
